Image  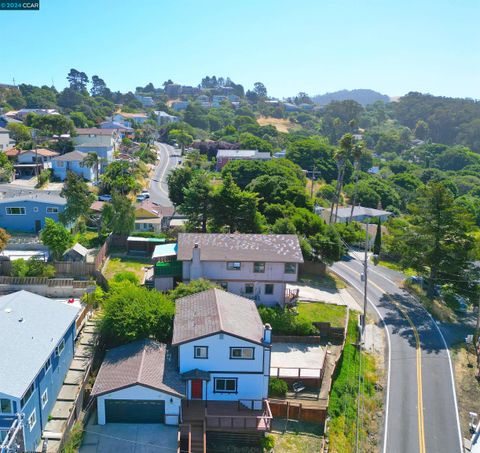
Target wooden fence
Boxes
[269,400,327,424]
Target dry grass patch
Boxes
[270,418,323,453]
[257,116,299,133]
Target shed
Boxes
[62,243,89,262]
[152,243,177,262]
[91,339,184,425]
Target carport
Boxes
[91,339,184,426]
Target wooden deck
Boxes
[181,400,272,432]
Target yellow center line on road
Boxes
[338,263,426,453]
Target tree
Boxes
[40,218,73,260]
[90,75,108,97]
[168,129,193,154]
[211,174,263,233]
[169,279,218,300]
[308,226,345,265]
[60,171,95,226]
[101,161,140,195]
[0,228,10,253]
[6,122,31,143]
[0,153,14,182]
[253,82,267,98]
[82,152,101,182]
[67,68,89,92]
[101,193,135,236]
[101,282,175,347]
[70,111,90,128]
[180,171,213,232]
[414,120,430,141]
[398,182,477,297]
[373,219,382,256]
[167,166,193,206]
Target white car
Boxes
[136,194,148,202]
[141,190,150,198]
[98,194,112,202]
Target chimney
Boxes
[263,323,272,344]
[191,242,202,280]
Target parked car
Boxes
[141,190,150,198]
[98,194,112,202]
[136,194,148,202]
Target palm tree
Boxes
[329,133,353,224]
[348,142,365,223]
[82,152,100,183]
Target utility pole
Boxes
[309,164,316,200]
[361,220,369,340]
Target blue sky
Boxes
[0,0,479,99]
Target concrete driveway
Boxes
[80,414,178,453]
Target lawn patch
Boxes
[297,302,347,328]
[300,271,347,290]
[270,418,323,453]
[104,256,151,282]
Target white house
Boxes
[73,128,118,165]
[321,205,393,224]
[177,233,304,306]
[154,111,179,126]
[0,127,13,151]
[91,340,184,425]
[17,149,59,168]
[215,149,271,170]
[172,289,272,406]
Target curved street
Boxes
[331,256,463,453]
[149,142,180,207]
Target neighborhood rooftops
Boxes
[75,128,116,136]
[99,121,134,131]
[177,233,304,263]
[216,149,271,159]
[327,205,393,220]
[172,288,265,346]
[0,291,79,398]
[91,339,183,398]
[5,148,59,158]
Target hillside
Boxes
[312,89,390,106]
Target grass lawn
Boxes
[104,256,151,281]
[376,259,416,277]
[297,301,347,328]
[270,419,323,453]
[300,271,347,290]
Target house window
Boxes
[56,161,65,167]
[265,284,274,295]
[226,262,241,271]
[21,383,35,408]
[230,347,255,360]
[46,207,59,213]
[219,282,228,291]
[244,283,254,295]
[55,339,65,357]
[5,207,26,215]
[28,409,36,431]
[285,263,297,274]
[214,378,237,393]
[0,399,12,414]
[194,346,208,359]
[253,262,265,273]
[41,390,48,409]
[44,357,52,373]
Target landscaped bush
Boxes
[258,306,316,336]
[112,271,140,285]
[268,378,288,397]
[259,434,275,452]
[62,421,84,453]
[11,257,55,278]
[36,168,52,188]
[132,231,167,239]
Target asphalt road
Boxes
[149,142,180,207]
[331,256,463,453]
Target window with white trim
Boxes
[230,347,255,359]
[265,284,274,295]
[5,207,26,215]
[21,383,35,408]
[28,409,36,431]
[226,261,241,271]
[46,207,59,213]
[253,262,265,273]
[194,346,208,359]
[0,399,12,414]
[214,378,237,393]
[244,283,254,295]
[284,263,297,274]
[41,389,48,409]
[44,357,51,373]
[55,339,65,357]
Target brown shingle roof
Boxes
[172,288,265,346]
[91,339,184,397]
[76,128,115,136]
[177,233,304,263]
[20,148,59,157]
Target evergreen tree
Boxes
[59,171,95,226]
[373,219,382,256]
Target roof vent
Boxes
[4,308,12,313]
[18,317,24,323]
[194,242,199,248]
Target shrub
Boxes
[112,271,140,285]
[268,378,288,397]
[259,434,275,451]
[11,257,55,278]
[62,421,84,453]
[36,168,52,188]
[258,306,315,336]
[169,279,218,300]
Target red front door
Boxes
[191,379,203,399]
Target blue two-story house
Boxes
[51,151,95,182]
[0,190,66,233]
[0,291,79,452]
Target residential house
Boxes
[52,151,95,182]
[134,94,155,108]
[321,205,393,224]
[0,189,66,233]
[11,148,59,177]
[0,127,13,151]
[284,103,300,112]
[171,101,189,112]
[73,128,118,166]
[99,121,134,139]
[0,114,22,129]
[5,109,58,121]
[134,200,174,234]
[272,150,286,159]
[0,291,79,452]
[215,149,272,171]
[177,233,304,306]
[91,340,184,425]
[174,289,273,450]
[112,112,148,127]
[154,111,179,126]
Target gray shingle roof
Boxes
[0,189,66,205]
[53,150,88,162]
[91,340,184,397]
[172,288,265,346]
[216,149,271,159]
[177,233,304,263]
[329,206,393,219]
[0,291,79,398]
[76,128,115,136]
[64,243,89,257]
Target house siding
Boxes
[52,159,94,181]
[0,199,65,233]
